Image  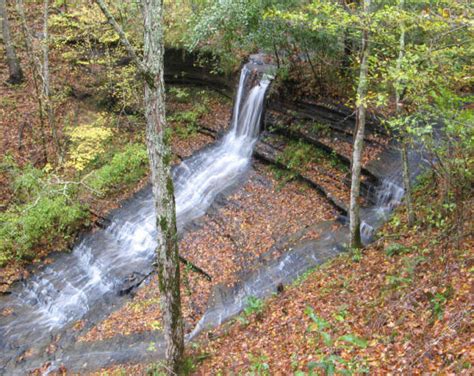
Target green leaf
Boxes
[338,334,368,348]
[320,331,333,346]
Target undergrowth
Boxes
[87,143,148,196]
[0,160,88,266]
[0,142,149,266]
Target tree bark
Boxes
[42,0,61,159]
[349,0,370,249]
[0,0,23,84]
[94,0,184,373]
[143,1,184,372]
[16,0,61,160]
[395,0,415,227]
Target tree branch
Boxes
[93,0,148,78]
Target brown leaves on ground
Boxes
[79,163,337,342]
[193,219,473,374]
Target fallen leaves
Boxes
[192,223,473,374]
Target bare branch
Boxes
[93,0,148,77]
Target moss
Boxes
[159,216,168,233]
[166,176,174,196]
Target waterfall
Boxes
[360,178,405,242]
[0,65,271,358]
[173,67,270,227]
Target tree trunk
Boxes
[401,142,414,225]
[0,0,23,84]
[42,0,61,159]
[15,0,49,161]
[94,0,184,373]
[142,0,184,373]
[16,0,60,160]
[349,0,370,249]
[395,0,415,227]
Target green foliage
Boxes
[168,101,209,139]
[168,110,200,138]
[427,286,453,322]
[351,248,363,262]
[0,162,88,265]
[273,139,347,185]
[244,296,265,317]
[304,306,370,375]
[87,143,148,196]
[168,87,191,103]
[338,334,368,349]
[186,0,267,72]
[278,140,314,172]
[249,354,270,375]
[385,242,408,257]
[385,274,412,290]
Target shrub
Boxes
[0,195,87,266]
[87,143,148,195]
[169,87,191,103]
[66,114,114,171]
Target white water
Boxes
[0,66,271,351]
[360,178,405,241]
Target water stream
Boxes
[0,58,426,374]
[0,64,272,371]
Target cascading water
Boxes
[0,65,271,369]
[174,66,270,228]
[360,178,405,241]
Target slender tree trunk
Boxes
[0,0,23,84]
[15,0,49,161]
[16,0,60,160]
[142,0,184,373]
[273,42,280,69]
[94,0,184,373]
[41,0,61,159]
[395,0,415,227]
[349,0,370,249]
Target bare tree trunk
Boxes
[41,0,61,160]
[0,0,23,84]
[15,0,49,161]
[349,0,370,249]
[16,0,60,160]
[142,0,184,373]
[395,0,415,227]
[94,0,184,373]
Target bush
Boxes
[87,143,148,195]
[168,87,191,103]
[244,296,265,316]
[66,114,114,171]
[0,195,87,266]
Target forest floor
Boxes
[78,162,338,342]
[92,182,473,375]
[2,4,472,374]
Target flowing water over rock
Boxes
[0,64,272,373]
[188,136,426,339]
[0,57,427,374]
